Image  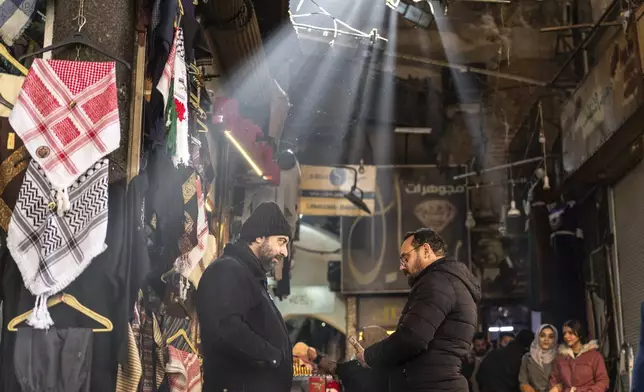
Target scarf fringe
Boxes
[26,294,54,330]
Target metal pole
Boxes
[453,156,544,180]
[540,22,621,33]
[296,30,548,87]
[608,187,625,346]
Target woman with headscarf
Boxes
[519,324,558,392]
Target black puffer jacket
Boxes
[196,242,293,392]
[364,258,481,392]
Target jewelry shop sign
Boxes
[299,165,376,216]
[561,26,643,175]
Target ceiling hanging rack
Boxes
[19,0,131,70]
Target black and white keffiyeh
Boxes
[7,158,109,329]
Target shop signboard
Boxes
[341,165,469,293]
[561,26,643,175]
[299,165,376,216]
[274,285,336,315]
[358,296,407,329]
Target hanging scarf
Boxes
[166,346,202,392]
[174,175,207,280]
[170,28,190,167]
[0,0,38,46]
[530,324,558,369]
[6,159,109,329]
[9,59,120,216]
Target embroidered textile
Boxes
[9,59,120,189]
[156,29,178,109]
[174,175,206,279]
[166,346,202,392]
[7,159,109,317]
[0,118,28,233]
[0,0,37,46]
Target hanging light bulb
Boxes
[543,175,551,190]
[508,200,521,217]
[465,211,476,229]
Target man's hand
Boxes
[318,357,337,374]
[356,350,370,368]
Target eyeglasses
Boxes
[399,244,424,266]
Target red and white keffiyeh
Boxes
[174,176,207,279]
[9,59,120,190]
[166,346,202,392]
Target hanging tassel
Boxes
[26,294,54,330]
[55,186,71,216]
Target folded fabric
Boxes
[9,59,120,190]
[7,159,109,329]
[0,0,38,46]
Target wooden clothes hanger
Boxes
[0,43,28,75]
[167,328,198,354]
[7,293,113,332]
[19,11,131,70]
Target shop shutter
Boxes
[613,158,644,354]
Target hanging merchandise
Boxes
[7,159,109,329]
[0,73,24,117]
[166,345,202,392]
[0,117,28,233]
[174,174,207,279]
[8,59,120,192]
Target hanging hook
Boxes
[77,15,87,32]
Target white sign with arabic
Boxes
[274,286,336,315]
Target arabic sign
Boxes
[300,165,376,216]
[341,166,469,293]
[561,26,643,175]
[358,296,407,329]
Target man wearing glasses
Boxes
[355,228,481,392]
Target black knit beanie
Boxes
[239,202,292,241]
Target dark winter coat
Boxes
[477,339,530,392]
[364,258,482,392]
[196,242,293,392]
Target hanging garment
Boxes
[0,0,38,46]
[166,345,202,392]
[174,175,207,279]
[0,73,24,118]
[115,324,143,392]
[168,28,190,167]
[0,118,28,234]
[7,159,109,329]
[9,59,120,190]
[13,327,93,392]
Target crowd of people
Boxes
[462,320,609,392]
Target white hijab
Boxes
[530,324,558,368]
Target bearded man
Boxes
[197,202,293,392]
[356,228,481,392]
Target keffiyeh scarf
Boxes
[174,175,207,280]
[9,59,120,213]
[7,159,109,329]
[166,346,202,392]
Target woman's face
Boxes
[562,326,580,347]
[539,327,555,350]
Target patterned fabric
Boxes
[0,73,24,118]
[115,324,143,392]
[0,117,28,233]
[166,346,202,392]
[174,175,207,278]
[171,28,189,167]
[6,159,109,328]
[0,0,37,46]
[157,29,178,109]
[9,59,120,189]
[162,315,195,353]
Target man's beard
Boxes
[258,242,278,273]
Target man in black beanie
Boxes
[196,202,293,392]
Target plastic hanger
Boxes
[0,93,13,110]
[167,328,198,354]
[7,293,113,332]
[0,43,28,75]
[19,15,131,70]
